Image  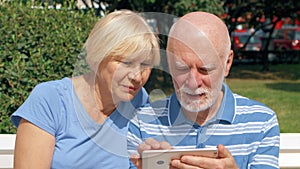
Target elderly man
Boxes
[128,11,280,169]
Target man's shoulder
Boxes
[233,93,274,111]
[132,97,172,125]
[232,93,277,123]
[135,98,169,116]
[151,97,171,108]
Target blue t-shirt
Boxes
[128,83,280,169]
[11,77,149,169]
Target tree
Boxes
[98,0,225,92]
[224,0,300,69]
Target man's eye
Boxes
[198,67,213,74]
[172,66,189,76]
[176,66,189,71]
[199,69,208,74]
[174,60,188,69]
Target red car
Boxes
[232,31,262,51]
[273,27,300,50]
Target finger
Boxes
[144,138,161,149]
[160,141,173,150]
[130,153,140,160]
[216,144,239,169]
[130,154,142,169]
[171,159,203,169]
[169,165,180,169]
[180,155,218,168]
[170,159,181,168]
[138,142,151,154]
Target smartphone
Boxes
[142,147,218,169]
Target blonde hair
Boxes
[84,10,160,71]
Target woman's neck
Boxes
[72,73,118,124]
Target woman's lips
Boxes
[122,85,139,93]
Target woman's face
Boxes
[98,54,153,102]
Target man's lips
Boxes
[183,92,205,98]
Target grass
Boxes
[227,63,300,133]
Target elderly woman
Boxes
[11,10,160,169]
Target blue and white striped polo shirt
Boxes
[128,83,280,169]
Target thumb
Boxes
[217,144,231,158]
[130,154,142,169]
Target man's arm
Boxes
[248,115,280,168]
[170,114,280,169]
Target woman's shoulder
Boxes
[35,77,71,88]
[11,77,73,131]
[32,77,72,96]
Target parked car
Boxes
[273,27,300,50]
[232,31,262,51]
[231,30,263,63]
[269,27,300,63]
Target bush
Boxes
[0,1,99,133]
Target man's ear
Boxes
[224,50,234,77]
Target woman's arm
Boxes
[14,118,55,169]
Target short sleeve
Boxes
[11,82,62,136]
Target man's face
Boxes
[167,39,226,113]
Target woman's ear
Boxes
[224,50,234,77]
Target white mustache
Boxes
[179,87,209,95]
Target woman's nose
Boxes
[128,67,142,83]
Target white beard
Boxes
[177,84,222,113]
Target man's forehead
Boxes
[168,25,219,60]
[167,39,219,63]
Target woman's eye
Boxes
[141,62,151,67]
[121,61,132,65]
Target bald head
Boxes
[166,12,234,115]
[168,12,231,59]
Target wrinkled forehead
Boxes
[167,21,220,63]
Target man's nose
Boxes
[186,68,202,89]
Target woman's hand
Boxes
[130,138,172,169]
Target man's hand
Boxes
[170,144,239,169]
[130,138,173,169]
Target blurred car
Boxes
[232,31,262,51]
[273,27,300,50]
[231,29,264,64]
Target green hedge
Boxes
[0,1,99,133]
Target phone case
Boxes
[142,148,218,169]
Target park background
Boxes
[0,0,299,134]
